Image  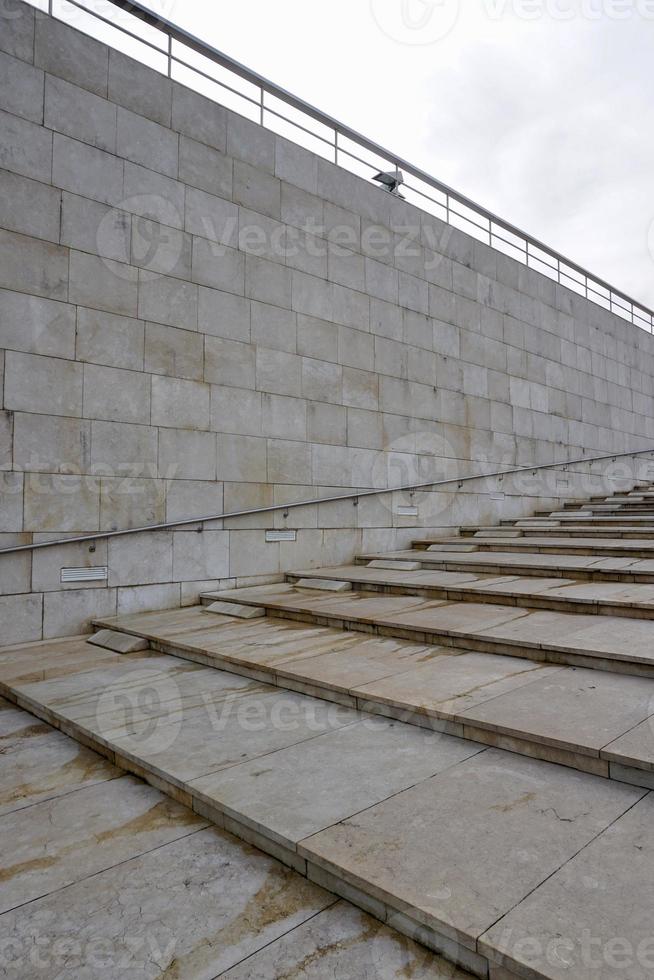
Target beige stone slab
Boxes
[87,628,150,653]
[387,602,530,633]
[0,825,333,978]
[479,792,654,980]
[461,667,654,757]
[0,708,120,815]
[602,717,654,771]
[299,750,643,952]
[105,687,359,787]
[95,605,224,639]
[295,577,353,592]
[0,775,206,913]
[0,636,131,685]
[353,653,559,720]
[189,717,482,847]
[220,900,473,979]
[273,636,455,695]
[475,609,654,665]
[204,600,266,618]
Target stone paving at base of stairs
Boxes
[0,694,472,980]
[2,637,654,978]
[85,605,654,784]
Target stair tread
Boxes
[2,633,650,980]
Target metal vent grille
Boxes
[265,530,297,542]
[60,566,109,583]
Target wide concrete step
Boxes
[464,525,654,540]
[413,536,654,557]
[186,583,654,678]
[358,548,654,583]
[283,564,654,619]
[2,633,652,980]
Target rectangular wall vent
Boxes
[265,530,297,542]
[396,506,419,517]
[61,566,109,583]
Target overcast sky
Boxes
[113,0,654,310]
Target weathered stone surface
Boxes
[204,601,266,619]
[87,629,150,654]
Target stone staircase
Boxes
[5,483,654,978]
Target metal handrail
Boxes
[37,0,654,331]
[3,446,654,556]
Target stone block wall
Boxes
[2,1,654,643]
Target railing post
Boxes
[167,34,172,78]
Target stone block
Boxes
[100,476,165,531]
[192,238,245,294]
[347,408,384,450]
[328,245,365,292]
[76,308,144,371]
[228,528,281,577]
[370,298,403,341]
[261,393,307,441]
[107,529,173,586]
[165,479,224,527]
[116,582,181,616]
[256,348,302,397]
[280,182,324,231]
[210,385,262,436]
[198,287,250,342]
[179,136,232,198]
[45,73,116,152]
[83,363,150,424]
[0,109,51,184]
[204,600,265,619]
[138,274,198,331]
[68,251,139,317]
[30,536,106,593]
[0,229,68,302]
[204,337,255,389]
[216,434,267,482]
[172,529,229,580]
[35,16,109,97]
[275,138,318,194]
[338,326,374,372]
[0,289,75,358]
[292,270,333,321]
[61,192,131,264]
[52,133,124,206]
[144,322,203,380]
[185,186,238,246]
[296,314,338,362]
[0,594,43,646]
[13,413,90,473]
[0,472,23,531]
[108,48,172,127]
[233,160,281,220]
[87,629,149,653]
[43,587,117,639]
[365,257,398,303]
[5,352,82,417]
[0,2,35,61]
[90,420,158,477]
[267,439,312,484]
[158,428,217,481]
[307,402,347,446]
[0,411,11,471]
[130,215,192,281]
[244,254,291,308]
[0,49,43,123]
[151,376,210,430]
[312,444,352,486]
[226,112,275,172]
[342,367,379,411]
[301,357,342,404]
[116,107,178,179]
[122,162,185,229]
[171,83,227,152]
[332,284,370,332]
[23,472,100,532]
[250,301,296,353]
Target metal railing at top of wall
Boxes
[2,446,654,555]
[26,0,653,334]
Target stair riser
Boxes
[284,576,654,619]
[413,542,654,557]
[353,556,654,583]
